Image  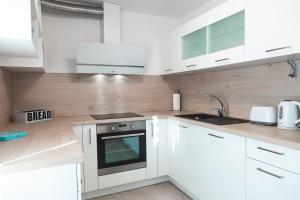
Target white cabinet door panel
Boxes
[245,0,300,61]
[73,125,85,192]
[169,121,190,188]
[157,119,169,176]
[247,158,300,200]
[146,120,158,179]
[82,124,98,192]
[195,128,246,200]
[0,164,78,200]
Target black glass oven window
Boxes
[105,137,140,164]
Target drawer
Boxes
[246,158,300,200]
[246,139,300,174]
[98,168,146,189]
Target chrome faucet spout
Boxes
[204,94,225,117]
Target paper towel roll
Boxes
[173,93,181,111]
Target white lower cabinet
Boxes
[73,125,85,192]
[146,119,169,179]
[169,120,196,192]
[0,164,80,200]
[169,120,246,200]
[246,158,300,200]
[76,119,300,200]
[82,124,99,192]
[195,128,246,200]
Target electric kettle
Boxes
[278,100,300,130]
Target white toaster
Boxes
[250,106,277,126]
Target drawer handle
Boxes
[265,46,291,53]
[177,125,188,129]
[215,58,230,63]
[186,64,197,68]
[165,69,173,72]
[257,147,284,156]
[208,133,224,139]
[151,122,154,138]
[88,128,92,145]
[257,168,284,179]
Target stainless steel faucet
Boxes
[204,94,225,117]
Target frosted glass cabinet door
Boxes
[207,10,245,53]
[182,27,207,60]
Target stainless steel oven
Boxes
[97,120,146,176]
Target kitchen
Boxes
[0,0,300,200]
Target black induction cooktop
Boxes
[90,112,144,120]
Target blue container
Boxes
[0,131,28,141]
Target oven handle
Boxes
[101,133,145,140]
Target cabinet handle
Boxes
[215,58,230,63]
[257,168,284,179]
[208,133,224,139]
[186,64,197,68]
[265,46,291,53]
[88,128,92,145]
[257,147,284,156]
[164,69,173,72]
[151,122,154,137]
[177,124,188,129]
[102,133,145,140]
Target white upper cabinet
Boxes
[159,30,181,74]
[180,0,245,71]
[0,0,44,71]
[161,0,300,75]
[160,0,245,74]
[245,0,300,61]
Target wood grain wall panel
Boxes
[11,61,300,119]
[0,68,12,125]
[12,73,173,116]
[164,61,300,119]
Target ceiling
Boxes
[73,0,213,18]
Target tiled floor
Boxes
[91,182,192,200]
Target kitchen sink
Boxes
[176,113,249,125]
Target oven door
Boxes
[97,129,146,176]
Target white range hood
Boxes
[76,43,146,75]
[76,3,147,75]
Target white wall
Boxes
[42,11,178,74]
[42,14,101,73]
[120,11,179,75]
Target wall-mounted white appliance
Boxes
[76,43,146,75]
[278,100,300,130]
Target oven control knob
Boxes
[111,126,116,131]
[131,125,135,129]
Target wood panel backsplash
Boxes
[11,61,300,119]
[164,61,300,119]
[0,68,12,125]
[12,73,174,116]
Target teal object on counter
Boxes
[0,131,28,141]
